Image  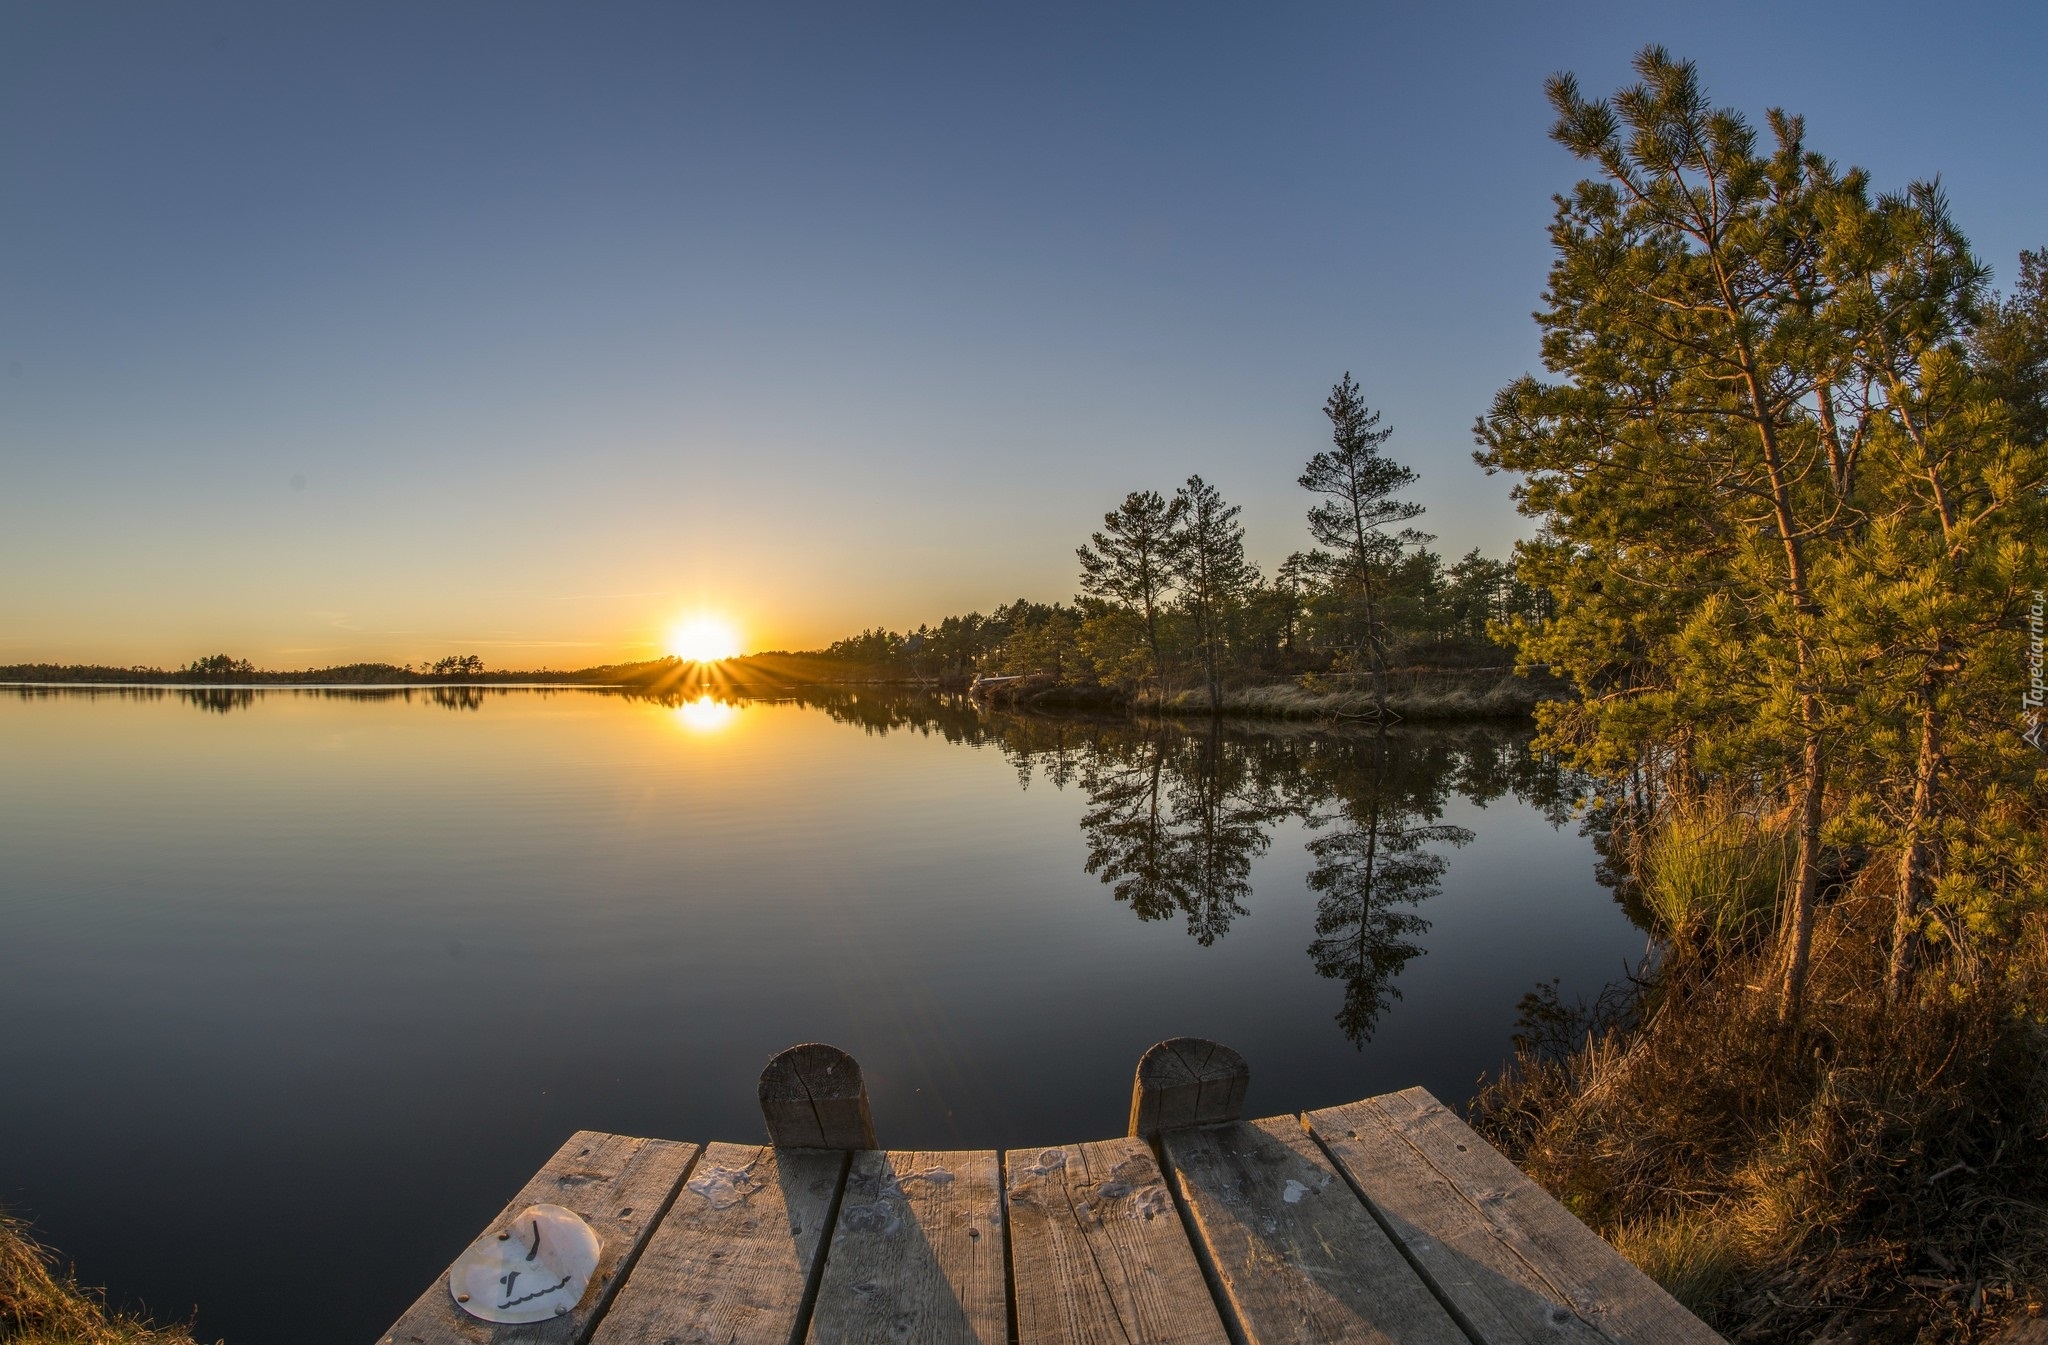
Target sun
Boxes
[669,616,742,663]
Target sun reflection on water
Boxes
[674,696,739,732]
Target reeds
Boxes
[0,1215,208,1345]
[1142,669,1548,720]
[1474,892,2048,1341]
[1639,796,1791,953]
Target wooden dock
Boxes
[378,1039,1723,1344]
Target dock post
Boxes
[1128,1037,1249,1141]
[758,1042,878,1149]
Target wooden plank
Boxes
[1307,1092,1723,1344]
[1307,1096,1611,1345]
[1163,1116,1467,1345]
[1005,1136,1231,1345]
[1129,1038,1251,1141]
[588,1141,848,1345]
[806,1149,1007,1344]
[760,1043,878,1150]
[1367,1089,1723,1344]
[378,1130,697,1345]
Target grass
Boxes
[1639,796,1791,952]
[1142,667,1551,720]
[0,1216,209,1345]
[1473,884,2048,1342]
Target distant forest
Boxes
[0,653,588,685]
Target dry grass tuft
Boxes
[1146,668,1551,720]
[1474,894,2048,1342]
[1607,1208,1749,1314]
[1640,797,1790,951]
[0,1215,210,1345]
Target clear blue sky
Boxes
[4,1,2043,664]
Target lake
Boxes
[0,685,1640,1342]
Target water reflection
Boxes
[0,683,554,714]
[705,689,1579,1045]
[0,683,1619,1345]
[0,682,1581,1048]
[674,695,740,732]
[1300,732,1472,1046]
[1079,726,1289,946]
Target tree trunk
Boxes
[1670,728,1700,807]
[1361,571,1388,718]
[1887,695,1943,1001]
[1195,603,1221,713]
[1816,380,1856,501]
[1142,598,1165,700]
[1725,346,1829,1023]
[1776,719,1827,1023]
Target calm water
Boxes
[0,686,1638,1342]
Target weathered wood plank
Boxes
[760,1043,878,1150]
[1367,1089,1724,1344]
[1129,1037,1251,1140]
[1307,1096,1611,1345]
[588,1141,847,1345]
[1307,1092,1723,1344]
[378,1130,696,1345]
[806,1149,1007,1345]
[1164,1116,1467,1345]
[1005,1137,1231,1345]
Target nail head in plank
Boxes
[378,1130,697,1345]
[588,1141,847,1345]
[760,1042,878,1150]
[1164,1116,1467,1345]
[807,1149,1007,1345]
[1365,1089,1724,1345]
[1006,1136,1231,1345]
[1130,1038,1250,1140]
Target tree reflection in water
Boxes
[1300,728,1472,1046]
[180,687,257,714]
[1048,709,1571,1046]
[1079,723,1288,945]
[671,687,1575,1047]
[10,682,1577,1048]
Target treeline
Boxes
[822,385,1547,706]
[7,653,523,685]
[0,653,876,696]
[1470,51,2048,1336]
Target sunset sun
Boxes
[669,616,742,663]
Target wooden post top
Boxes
[1129,1037,1250,1140]
[758,1041,878,1150]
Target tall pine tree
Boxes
[1299,373,1428,716]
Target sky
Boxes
[3,1,2044,667]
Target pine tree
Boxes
[1479,47,2048,1016]
[1076,490,1186,694]
[1298,374,1428,716]
[1172,475,1254,711]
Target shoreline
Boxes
[3,669,1561,723]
